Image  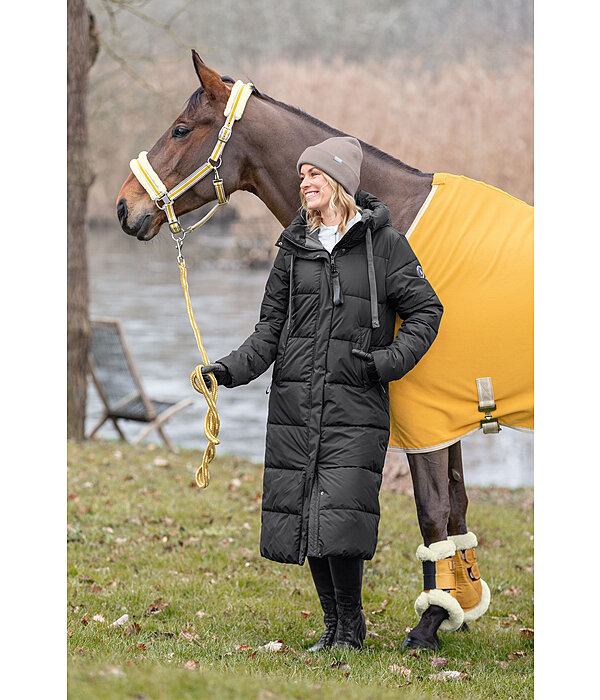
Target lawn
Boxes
[67,440,533,699]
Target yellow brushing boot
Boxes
[449,532,490,623]
[413,540,464,632]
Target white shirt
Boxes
[318,211,362,253]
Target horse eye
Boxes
[171,125,191,139]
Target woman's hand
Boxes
[351,349,381,383]
[200,362,231,388]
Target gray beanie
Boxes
[297,136,363,195]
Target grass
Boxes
[67,440,533,699]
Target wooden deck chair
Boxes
[87,318,193,449]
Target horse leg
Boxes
[446,441,491,627]
[447,441,468,537]
[401,448,464,650]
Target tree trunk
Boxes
[67,0,98,439]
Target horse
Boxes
[116,51,533,650]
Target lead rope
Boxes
[129,81,255,488]
[176,248,220,489]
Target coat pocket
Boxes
[352,326,373,387]
[273,319,292,384]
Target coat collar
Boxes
[277,190,391,252]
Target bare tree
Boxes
[67,0,98,439]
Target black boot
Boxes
[307,557,338,652]
[307,595,338,653]
[332,597,367,650]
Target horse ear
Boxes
[191,50,228,99]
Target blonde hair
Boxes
[300,171,360,236]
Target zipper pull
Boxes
[331,259,344,306]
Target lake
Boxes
[87,223,533,488]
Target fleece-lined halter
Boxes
[129,80,255,250]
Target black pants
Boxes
[307,555,364,607]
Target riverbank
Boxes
[67,440,533,699]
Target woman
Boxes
[202,136,443,650]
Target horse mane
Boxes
[185,75,426,177]
[252,85,427,177]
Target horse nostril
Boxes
[117,198,128,227]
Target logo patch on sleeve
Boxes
[416,265,425,278]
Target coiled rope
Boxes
[178,259,220,488]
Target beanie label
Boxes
[333,156,343,163]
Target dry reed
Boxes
[90,50,533,238]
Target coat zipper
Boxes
[278,232,344,560]
[330,254,343,306]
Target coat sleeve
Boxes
[371,233,443,383]
[216,247,289,388]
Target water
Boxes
[87,224,533,488]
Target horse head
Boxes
[116,51,246,240]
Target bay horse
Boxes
[117,51,529,650]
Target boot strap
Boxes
[422,557,456,595]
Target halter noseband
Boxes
[129,80,254,247]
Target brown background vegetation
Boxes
[86,1,533,264]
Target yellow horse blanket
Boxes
[389,173,533,453]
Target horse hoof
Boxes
[401,632,441,651]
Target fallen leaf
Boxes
[520,627,534,639]
[235,644,253,652]
[429,670,466,681]
[508,651,527,660]
[92,614,105,623]
[372,599,390,614]
[111,614,129,627]
[195,610,206,619]
[502,586,522,597]
[257,640,284,652]
[497,660,509,669]
[146,598,169,614]
[180,629,200,642]
[331,661,350,669]
[80,613,89,626]
[153,457,169,467]
[389,664,411,677]
[183,660,199,670]
[431,657,449,670]
[301,609,311,618]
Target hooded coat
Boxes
[217,191,443,565]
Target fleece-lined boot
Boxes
[448,532,491,623]
[332,596,367,650]
[413,539,464,633]
[307,595,338,653]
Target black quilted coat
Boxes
[217,191,443,565]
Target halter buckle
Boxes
[169,220,186,237]
[217,125,232,143]
[155,192,174,210]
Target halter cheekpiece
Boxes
[129,80,255,254]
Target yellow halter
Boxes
[128,81,254,488]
